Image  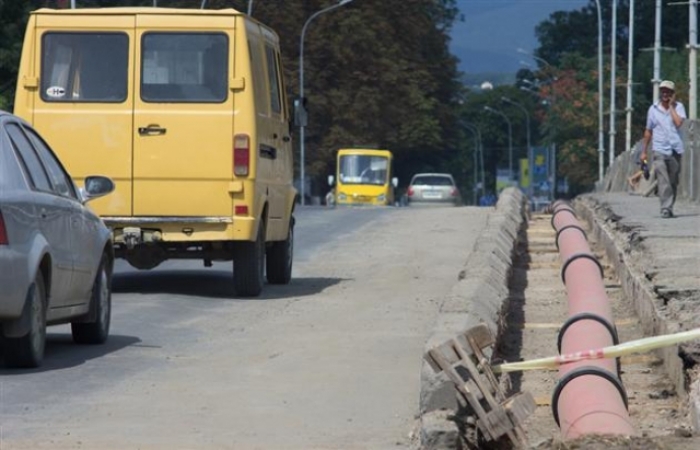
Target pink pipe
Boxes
[550,202,635,439]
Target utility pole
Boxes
[690,0,698,119]
[668,0,697,119]
[609,0,618,167]
[653,0,663,103]
[625,0,635,153]
[594,0,605,182]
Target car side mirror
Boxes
[328,175,335,186]
[82,175,115,203]
[391,177,398,188]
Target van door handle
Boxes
[282,136,291,142]
[138,125,167,136]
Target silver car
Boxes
[0,110,115,368]
[406,173,462,206]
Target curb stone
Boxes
[419,187,528,449]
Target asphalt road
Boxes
[0,205,489,450]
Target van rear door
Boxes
[133,15,234,217]
[32,14,135,217]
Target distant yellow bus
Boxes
[329,149,398,206]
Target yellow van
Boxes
[14,7,297,297]
[328,148,398,206]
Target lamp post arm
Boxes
[298,0,353,206]
[300,2,349,99]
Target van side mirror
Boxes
[328,175,335,186]
[294,97,308,127]
[391,177,398,188]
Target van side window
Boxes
[248,36,269,115]
[264,45,282,115]
[41,33,128,102]
[141,33,228,103]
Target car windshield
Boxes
[412,176,453,186]
[339,155,388,186]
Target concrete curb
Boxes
[574,194,700,433]
[419,187,528,449]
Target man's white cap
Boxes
[660,80,675,91]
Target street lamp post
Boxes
[484,106,514,183]
[464,123,485,204]
[298,0,353,206]
[595,0,605,182]
[463,125,480,205]
[609,0,618,167]
[501,96,531,195]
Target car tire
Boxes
[72,254,111,344]
[233,221,265,297]
[4,272,47,368]
[266,217,294,285]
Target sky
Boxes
[450,0,589,75]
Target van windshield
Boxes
[339,155,388,186]
[141,33,228,103]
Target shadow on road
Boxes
[0,334,140,374]
[113,271,346,300]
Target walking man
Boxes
[640,80,687,218]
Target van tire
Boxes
[266,217,294,284]
[72,254,111,345]
[233,222,265,297]
[4,272,47,368]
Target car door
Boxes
[262,40,292,236]
[26,127,97,305]
[133,22,233,217]
[5,122,74,308]
[32,25,134,217]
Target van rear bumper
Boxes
[103,216,257,244]
[104,216,233,225]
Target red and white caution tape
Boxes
[492,327,700,373]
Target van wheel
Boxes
[233,222,265,297]
[4,272,47,368]
[72,254,111,344]
[266,217,294,284]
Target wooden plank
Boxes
[464,323,495,349]
[427,347,498,439]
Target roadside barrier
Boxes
[549,200,635,439]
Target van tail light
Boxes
[0,211,8,245]
[233,134,250,176]
[407,187,414,197]
[450,188,458,197]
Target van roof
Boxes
[32,7,244,17]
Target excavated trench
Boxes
[491,211,700,450]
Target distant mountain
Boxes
[450,0,587,80]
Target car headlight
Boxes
[376,194,386,202]
[338,193,347,201]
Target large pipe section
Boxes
[549,200,635,439]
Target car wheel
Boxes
[233,221,265,297]
[72,253,111,344]
[4,272,47,368]
[266,217,294,285]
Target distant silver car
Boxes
[0,110,115,368]
[406,173,462,206]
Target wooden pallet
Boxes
[424,324,535,448]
